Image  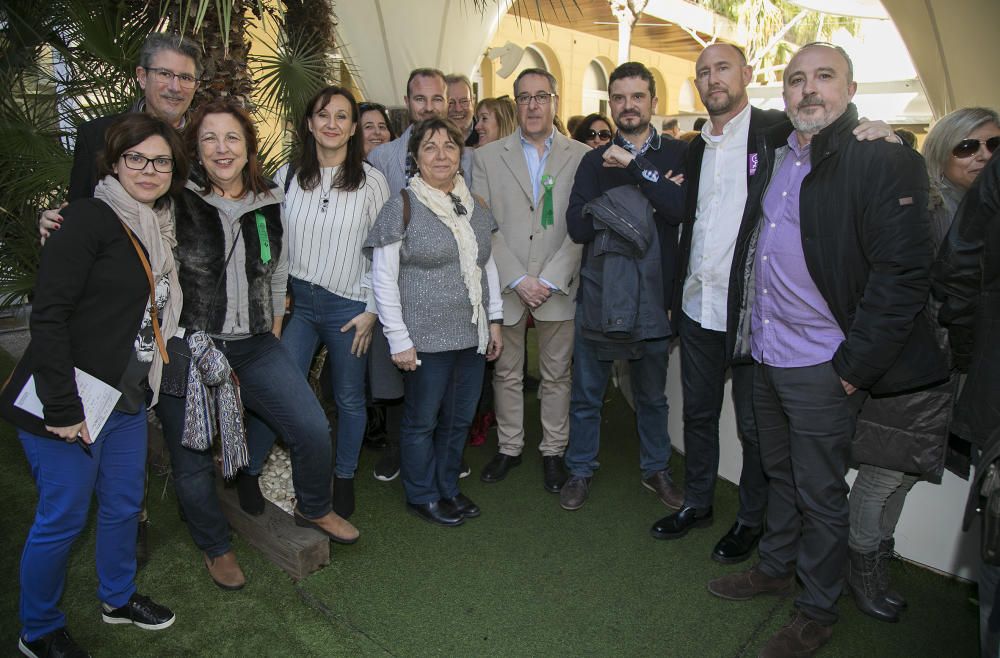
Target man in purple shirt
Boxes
[705,43,947,657]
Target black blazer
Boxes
[0,200,148,433]
[671,105,787,346]
[67,113,124,202]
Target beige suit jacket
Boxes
[471,130,590,325]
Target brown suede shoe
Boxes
[707,564,795,601]
[758,612,833,658]
[204,551,246,591]
[642,470,684,510]
[294,508,360,545]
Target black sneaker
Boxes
[373,447,400,482]
[101,593,175,630]
[18,628,90,658]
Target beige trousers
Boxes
[493,312,574,457]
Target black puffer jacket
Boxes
[933,151,1000,446]
[730,104,949,395]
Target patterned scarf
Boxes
[181,331,248,478]
[408,173,489,354]
[93,175,181,405]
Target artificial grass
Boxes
[0,346,980,656]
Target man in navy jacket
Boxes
[561,62,686,512]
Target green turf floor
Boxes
[0,347,981,656]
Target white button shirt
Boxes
[682,102,752,331]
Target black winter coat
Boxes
[933,151,1000,446]
[730,104,949,395]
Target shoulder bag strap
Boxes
[400,188,411,229]
[120,222,169,364]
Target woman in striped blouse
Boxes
[243,86,390,520]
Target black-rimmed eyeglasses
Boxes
[515,92,557,106]
[143,66,200,89]
[121,152,174,173]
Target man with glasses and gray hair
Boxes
[471,68,590,493]
[445,73,477,147]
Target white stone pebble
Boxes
[259,446,295,515]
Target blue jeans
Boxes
[18,410,147,642]
[247,278,368,479]
[157,333,333,556]
[564,331,672,480]
[400,348,485,504]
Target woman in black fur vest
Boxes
[155,100,359,592]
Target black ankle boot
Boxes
[847,548,900,622]
[332,476,356,519]
[878,537,907,610]
[236,473,265,516]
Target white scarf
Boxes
[94,175,182,404]
[408,173,489,354]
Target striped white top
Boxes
[275,162,390,312]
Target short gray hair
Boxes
[139,33,203,77]
[445,74,474,99]
[513,68,558,97]
[923,107,1000,183]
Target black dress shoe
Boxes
[480,453,522,483]
[236,472,265,516]
[542,455,567,493]
[440,493,481,518]
[712,521,763,564]
[650,505,713,540]
[407,501,465,526]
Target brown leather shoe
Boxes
[294,508,360,545]
[642,470,683,510]
[204,551,246,590]
[707,564,795,601]
[758,612,833,657]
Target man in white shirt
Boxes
[649,44,783,561]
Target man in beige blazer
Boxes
[471,68,590,493]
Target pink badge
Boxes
[748,153,759,176]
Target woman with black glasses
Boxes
[572,113,614,149]
[2,114,186,657]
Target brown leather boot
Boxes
[204,551,246,590]
[294,508,360,544]
[758,612,833,657]
[707,564,795,601]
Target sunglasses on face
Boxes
[587,129,612,141]
[952,136,1000,158]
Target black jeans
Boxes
[754,361,866,625]
[157,333,333,556]
[679,313,766,523]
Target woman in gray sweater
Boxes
[366,117,503,526]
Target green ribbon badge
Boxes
[255,211,271,264]
[541,174,555,229]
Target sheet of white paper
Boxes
[14,369,122,439]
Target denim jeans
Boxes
[400,348,485,504]
[848,464,918,553]
[18,410,146,642]
[247,278,368,479]
[564,330,672,480]
[157,332,333,556]
[679,313,766,523]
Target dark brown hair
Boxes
[98,113,189,208]
[184,99,270,198]
[406,117,465,167]
[293,86,367,192]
